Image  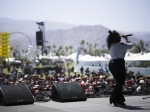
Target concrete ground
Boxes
[0,95,150,112]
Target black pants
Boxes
[109,59,126,103]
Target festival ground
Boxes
[0,95,150,112]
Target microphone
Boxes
[121,34,133,37]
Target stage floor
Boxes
[1,95,150,112]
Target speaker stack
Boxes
[36,31,43,46]
[0,84,34,106]
[52,82,87,102]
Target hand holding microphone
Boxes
[121,34,133,38]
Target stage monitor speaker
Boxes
[36,31,43,46]
[0,84,34,106]
[52,82,87,102]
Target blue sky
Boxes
[0,0,150,32]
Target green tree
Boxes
[69,45,73,54]
[139,39,144,54]
[10,47,13,57]
[94,43,97,56]
[83,48,87,54]
[65,46,69,56]
[60,50,65,56]
[130,44,141,53]
[53,44,56,53]
[88,43,93,55]
[80,40,85,54]
[86,42,89,49]
[47,45,51,54]
[146,44,148,49]
[22,49,25,57]
[58,45,63,51]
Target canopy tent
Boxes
[26,46,37,61]
[5,57,15,62]
[104,53,111,60]
[78,55,108,62]
[125,51,145,61]
[94,56,108,61]
[66,52,83,61]
[127,52,150,61]
[78,54,94,61]
[75,54,109,67]
[39,54,60,60]
[39,55,50,59]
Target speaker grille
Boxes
[0,84,34,106]
[36,31,43,46]
[52,82,87,102]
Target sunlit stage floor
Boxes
[1,95,150,112]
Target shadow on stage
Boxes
[119,105,150,110]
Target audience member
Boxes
[0,62,150,98]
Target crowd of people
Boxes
[0,61,150,99]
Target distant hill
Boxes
[0,18,150,52]
[0,18,76,35]
[45,25,109,49]
[44,26,150,51]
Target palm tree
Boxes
[25,50,28,60]
[58,45,63,51]
[88,43,93,55]
[139,39,144,54]
[80,40,85,54]
[69,45,73,54]
[22,49,25,57]
[10,47,13,57]
[86,42,89,49]
[47,45,51,54]
[56,45,63,57]
[101,44,107,56]
[83,48,87,54]
[65,46,69,56]
[130,44,141,53]
[146,44,148,51]
[36,46,40,55]
[133,43,136,47]
[60,49,65,56]
[94,43,97,56]
[80,40,85,46]
[53,44,56,53]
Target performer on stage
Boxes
[106,30,133,106]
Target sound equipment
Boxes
[52,82,87,102]
[34,91,51,102]
[13,52,16,57]
[0,84,34,106]
[107,88,132,94]
[123,88,132,94]
[36,31,43,46]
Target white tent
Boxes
[39,55,50,59]
[127,52,150,61]
[5,57,15,62]
[125,51,145,60]
[79,54,94,61]
[79,54,108,61]
[39,54,60,60]
[94,56,108,61]
[104,53,111,60]
[76,55,109,67]
[26,45,37,61]
[66,52,83,61]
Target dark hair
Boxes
[106,30,121,49]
